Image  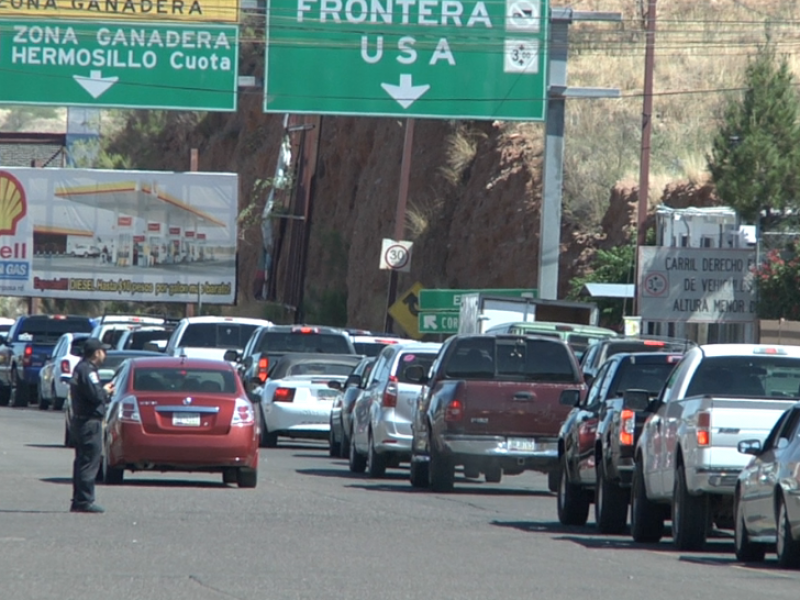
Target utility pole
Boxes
[637,0,657,247]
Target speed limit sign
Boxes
[379,238,413,273]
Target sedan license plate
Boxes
[508,438,535,452]
[172,412,201,427]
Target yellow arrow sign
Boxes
[388,281,424,340]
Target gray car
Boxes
[349,342,441,477]
[329,356,375,458]
[734,401,800,568]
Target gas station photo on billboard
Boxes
[0,168,238,304]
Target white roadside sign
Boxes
[379,238,413,273]
[638,247,757,323]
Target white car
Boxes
[259,354,363,447]
[38,332,90,411]
[91,315,167,347]
[165,316,273,362]
[347,330,412,357]
[115,326,172,351]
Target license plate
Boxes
[508,438,536,452]
[172,412,201,427]
[315,389,338,401]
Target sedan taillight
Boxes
[60,359,71,374]
[232,398,254,425]
[119,396,141,423]
[382,376,398,408]
[273,387,295,403]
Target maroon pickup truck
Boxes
[406,334,586,492]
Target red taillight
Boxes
[119,396,141,423]
[382,375,398,408]
[232,398,255,425]
[643,340,665,346]
[697,411,711,446]
[60,359,71,374]
[22,345,33,367]
[257,357,269,383]
[274,387,295,403]
[445,399,464,422]
[619,409,636,446]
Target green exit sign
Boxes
[0,20,239,111]
[418,288,538,311]
[419,312,460,333]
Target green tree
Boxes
[707,44,800,231]
[568,244,636,330]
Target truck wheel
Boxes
[672,463,708,551]
[484,465,502,484]
[734,493,765,562]
[366,432,387,478]
[428,441,454,493]
[547,470,561,493]
[409,457,429,488]
[12,371,28,407]
[557,456,590,526]
[776,495,800,569]
[630,458,664,543]
[595,460,629,534]
[0,384,10,406]
[348,434,367,473]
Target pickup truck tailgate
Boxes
[460,381,573,437]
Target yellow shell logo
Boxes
[0,172,27,236]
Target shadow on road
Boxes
[25,444,66,449]
[40,476,227,489]
[0,510,68,514]
[295,467,385,481]
[40,477,73,485]
[347,482,552,497]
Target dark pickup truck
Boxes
[406,334,586,493]
[0,314,95,407]
[557,352,682,531]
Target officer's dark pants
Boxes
[71,417,102,508]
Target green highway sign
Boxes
[264,0,549,120]
[418,288,538,311]
[419,312,460,334]
[0,20,239,111]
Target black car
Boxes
[558,351,684,531]
[329,356,376,458]
[236,325,357,396]
[580,336,694,386]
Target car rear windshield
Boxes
[605,341,687,360]
[445,338,579,382]
[124,330,171,350]
[285,362,355,376]
[256,332,352,354]
[685,356,800,399]
[17,318,93,342]
[69,339,87,357]
[133,367,238,394]
[354,342,390,357]
[179,323,260,349]
[610,363,677,396]
[395,352,437,384]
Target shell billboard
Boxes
[0,167,238,304]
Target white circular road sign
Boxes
[384,244,410,270]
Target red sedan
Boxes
[102,357,259,488]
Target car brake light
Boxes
[696,411,711,446]
[60,359,71,374]
[119,396,141,423]
[257,357,269,383]
[274,387,295,403]
[293,326,319,334]
[231,397,255,425]
[22,344,33,367]
[382,375,398,408]
[445,399,464,422]
[643,340,665,346]
[619,409,636,446]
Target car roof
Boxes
[390,342,442,352]
[179,316,274,326]
[700,344,800,358]
[271,353,363,366]
[106,350,165,358]
[263,324,349,334]
[125,356,234,370]
[614,352,684,363]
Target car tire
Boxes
[103,454,124,485]
[53,395,65,412]
[12,370,28,407]
[366,432,387,478]
[672,463,708,551]
[484,465,502,484]
[222,468,237,485]
[261,422,278,448]
[557,455,590,526]
[0,384,10,406]
[548,469,561,493]
[630,458,664,543]
[776,494,800,569]
[409,457,430,488]
[237,467,258,489]
[328,421,341,458]
[348,433,367,474]
[463,467,480,479]
[339,429,350,459]
[38,384,50,411]
[595,459,629,535]
[428,439,454,493]
[734,492,765,562]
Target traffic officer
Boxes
[70,338,114,514]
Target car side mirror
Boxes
[327,380,343,391]
[404,365,428,384]
[622,389,651,412]
[737,439,762,455]
[345,374,361,388]
[559,389,581,407]
[223,349,240,363]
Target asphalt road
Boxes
[1,407,799,600]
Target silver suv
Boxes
[349,341,441,477]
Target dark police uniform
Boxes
[70,343,111,511]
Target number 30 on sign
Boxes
[379,238,413,273]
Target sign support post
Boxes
[384,119,415,333]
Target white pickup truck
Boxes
[630,344,800,550]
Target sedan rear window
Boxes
[610,363,676,396]
[395,353,437,384]
[286,362,355,376]
[179,323,259,349]
[133,368,238,394]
